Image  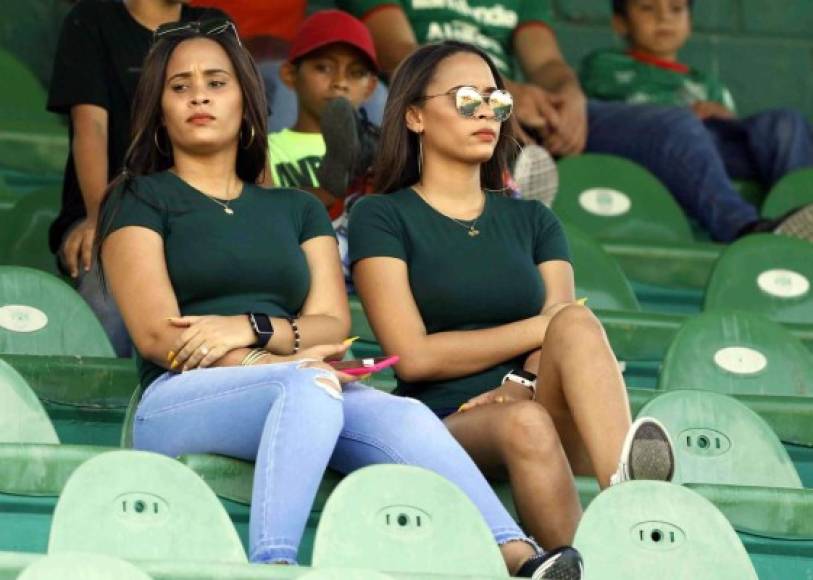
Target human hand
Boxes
[692,101,735,121]
[61,217,96,278]
[292,343,356,388]
[168,315,256,370]
[544,89,588,156]
[512,83,561,145]
[458,381,533,413]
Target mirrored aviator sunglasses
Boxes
[423,86,513,122]
[153,18,242,47]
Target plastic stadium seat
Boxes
[0,186,60,275]
[18,552,152,580]
[761,168,813,219]
[573,481,758,580]
[554,154,694,243]
[298,569,394,579]
[0,358,57,444]
[563,223,641,311]
[704,234,813,325]
[311,465,507,576]
[0,266,115,356]
[639,390,802,488]
[658,310,813,397]
[48,450,247,563]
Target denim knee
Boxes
[755,108,810,143]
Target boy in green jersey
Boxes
[579,0,812,238]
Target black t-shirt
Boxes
[46,0,223,254]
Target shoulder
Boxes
[251,185,323,211]
[582,48,633,70]
[61,0,119,28]
[185,6,229,20]
[493,195,561,226]
[352,191,407,219]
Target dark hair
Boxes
[96,22,268,266]
[372,41,516,195]
[612,0,694,16]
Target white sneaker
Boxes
[610,417,675,486]
[513,145,559,208]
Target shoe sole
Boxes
[512,145,559,207]
[531,547,584,580]
[774,204,813,243]
[626,417,675,482]
[316,97,358,197]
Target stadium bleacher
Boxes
[2,1,813,578]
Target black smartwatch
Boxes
[247,312,274,348]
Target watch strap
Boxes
[247,312,274,348]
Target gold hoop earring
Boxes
[241,122,256,149]
[154,128,169,157]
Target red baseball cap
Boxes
[288,10,379,71]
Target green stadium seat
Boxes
[563,223,641,311]
[18,552,152,580]
[298,569,393,579]
[0,186,60,275]
[639,390,802,488]
[0,358,57,443]
[0,266,114,356]
[554,154,694,243]
[0,49,67,178]
[704,234,813,325]
[49,450,247,563]
[311,465,507,576]
[573,481,758,580]
[658,310,813,397]
[761,168,813,219]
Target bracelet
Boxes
[287,316,301,354]
[241,348,268,366]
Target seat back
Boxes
[0,358,58,443]
[564,223,640,311]
[312,465,507,577]
[659,310,813,396]
[554,154,693,243]
[19,552,152,580]
[49,450,247,563]
[639,390,802,488]
[0,186,60,275]
[704,234,813,325]
[573,481,758,580]
[761,168,813,218]
[0,266,115,356]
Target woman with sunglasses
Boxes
[350,41,675,553]
[98,22,582,577]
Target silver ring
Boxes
[199,346,209,356]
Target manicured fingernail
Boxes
[358,373,371,380]
[167,351,175,362]
[576,297,588,305]
[170,359,179,369]
[343,336,360,346]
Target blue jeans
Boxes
[133,362,531,564]
[586,102,810,241]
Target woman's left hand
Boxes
[458,381,534,413]
[168,315,255,371]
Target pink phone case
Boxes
[330,355,400,376]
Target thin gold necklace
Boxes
[416,187,485,237]
[199,179,241,215]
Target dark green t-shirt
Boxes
[102,171,335,388]
[337,0,552,80]
[348,188,570,410]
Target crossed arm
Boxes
[101,227,351,371]
[352,256,576,383]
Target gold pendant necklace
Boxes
[416,187,485,238]
[200,186,238,215]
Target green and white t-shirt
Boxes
[580,48,736,113]
[268,129,326,189]
[337,0,552,80]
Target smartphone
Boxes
[329,355,400,376]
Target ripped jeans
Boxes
[133,361,531,564]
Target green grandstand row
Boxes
[2,359,808,577]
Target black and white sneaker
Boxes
[516,546,583,580]
[773,203,813,242]
[610,417,675,486]
[512,145,558,207]
[316,97,380,198]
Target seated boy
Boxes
[268,10,380,281]
[580,0,813,240]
